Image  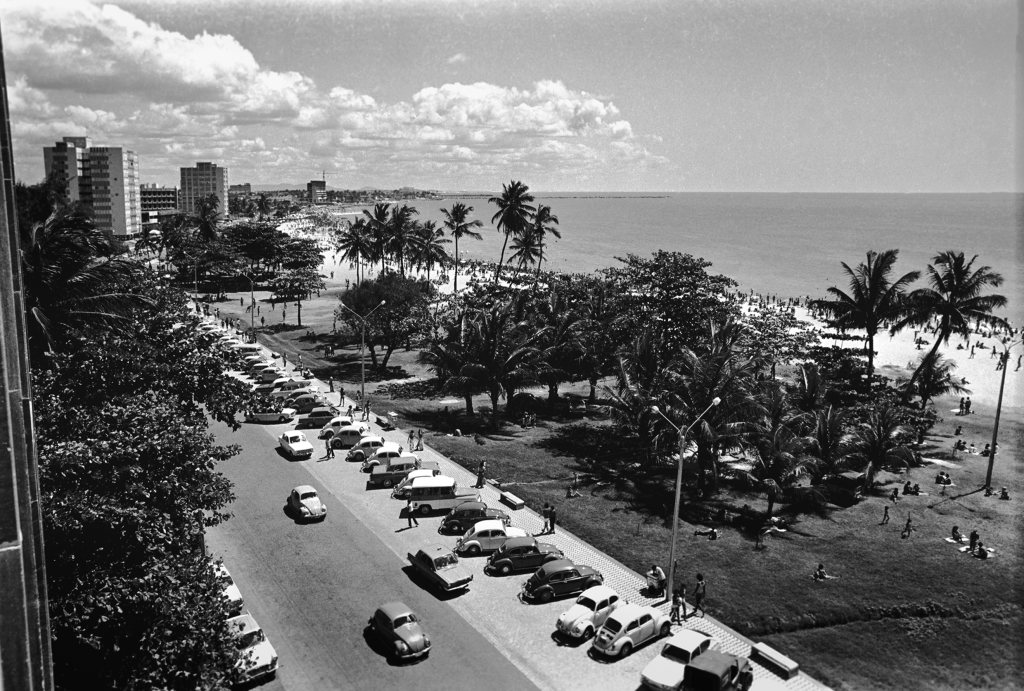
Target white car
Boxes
[346,436,388,463]
[214,563,244,615]
[455,519,528,555]
[246,407,296,424]
[278,431,314,459]
[556,585,627,640]
[228,613,279,684]
[287,485,327,521]
[391,468,441,499]
[591,603,673,659]
[360,443,406,471]
[641,629,718,691]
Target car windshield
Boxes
[576,596,598,611]
[603,619,622,634]
[236,629,263,649]
[392,614,417,628]
[661,644,692,664]
[434,554,456,568]
[300,492,317,500]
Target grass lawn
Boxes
[211,286,1024,691]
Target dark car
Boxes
[439,501,511,534]
[298,406,337,429]
[486,536,563,576]
[289,394,326,415]
[682,649,754,691]
[522,559,603,603]
[367,602,431,660]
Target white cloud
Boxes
[447,52,467,65]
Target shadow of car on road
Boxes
[399,564,468,602]
[550,630,591,649]
[361,626,429,666]
[281,504,327,525]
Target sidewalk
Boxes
[215,315,830,691]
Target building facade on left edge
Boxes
[43,136,143,239]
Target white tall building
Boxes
[43,136,142,238]
[180,162,228,217]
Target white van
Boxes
[235,344,261,356]
[408,476,480,515]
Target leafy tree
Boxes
[192,193,222,243]
[337,273,435,371]
[895,251,1007,396]
[362,202,392,274]
[15,172,65,233]
[848,405,916,490]
[488,180,536,284]
[255,192,273,219]
[535,291,587,407]
[531,204,560,277]
[508,225,541,279]
[387,204,419,276]
[901,351,969,410]
[812,249,919,376]
[279,236,323,271]
[440,202,484,296]
[742,304,819,378]
[804,405,856,483]
[334,217,373,284]
[603,328,667,466]
[408,219,450,281]
[271,266,326,326]
[220,220,285,275]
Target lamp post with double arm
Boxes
[337,299,387,402]
[650,397,721,603]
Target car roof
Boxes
[418,544,453,559]
[665,629,712,649]
[378,601,414,620]
[309,407,334,414]
[607,602,654,623]
[472,519,506,531]
[293,485,317,494]
[410,476,456,488]
[536,558,574,576]
[227,613,260,635]
[579,584,618,601]
[359,435,383,444]
[454,501,486,512]
[687,649,736,674]
[501,536,536,549]
[284,431,304,440]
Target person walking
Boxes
[541,503,551,534]
[475,461,487,489]
[881,505,890,525]
[406,498,419,528]
[548,504,558,535]
[902,514,914,539]
[691,574,707,617]
[408,429,416,450]
[416,429,424,451]
[324,433,335,459]
[964,398,972,415]
[958,397,965,416]
[347,405,354,419]
[671,590,684,623]
[260,316,265,327]
[240,296,244,306]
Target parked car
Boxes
[214,562,243,615]
[298,406,339,429]
[253,377,291,394]
[680,650,753,691]
[279,378,313,392]
[564,393,588,417]
[392,468,442,499]
[407,476,480,515]
[455,519,528,556]
[324,416,367,437]
[369,457,438,489]
[485,536,563,576]
[286,485,327,521]
[361,445,410,471]
[406,544,473,592]
[330,425,371,450]
[248,361,277,375]
[346,436,388,463]
[591,603,672,659]
[278,431,314,459]
[246,407,296,423]
[439,501,511,534]
[641,629,719,691]
[258,368,285,383]
[289,394,325,414]
[522,558,603,603]
[270,387,309,402]
[556,585,626,640]
[228,613,279,684]
[367,602,431,660]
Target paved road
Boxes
[205,417,542,691]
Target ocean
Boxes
[397,193,1021,317]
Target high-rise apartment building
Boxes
[307,179,327,203]
[43,136,143,238]
[140,184,178,212]
[180,162,228,217]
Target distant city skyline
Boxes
[1,0,1016,193]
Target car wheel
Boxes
[539,589,554,603]
[585,578,601,590]
[278,415,287,422]
[419,504,431,516]
[383,478,394,488]
[618,642,633,659]
[467,544,481,556]
[660,622,672,637]
[581,625,594,640]
[448,522,461,533]
[498,562,512,576]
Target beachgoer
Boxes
[347,405,353,419]
[976,542,989,559]
[475,462,486,489]
[903,481,913,495]
[954,425,963,436]
[541,503,551,533]
[881,506,890,524]
[902,515,914,539]
[671,591,684,623]
[999,487,1010,500]
[548,505,558,535]
[958,397,965,416]
[890,488,900,504]
[813,563,839,581]
[416,429,424,451]
[408,430,416,449]
[647,564,666,594]
[325,434,335,459]
[565,485,581,498]
[406,498,419,528]
[969,529,979,552]
[964,398,972,414]
[692,574,707,616]
[694,528,719,540]
[952,526,964,542]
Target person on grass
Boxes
[813,563,839,581]
[952,526,964,542]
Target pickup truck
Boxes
[406,544,473,592]
[368,456,438,488]
[681,650,754,691]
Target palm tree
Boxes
[603,328,666,467]
[536,292,587,407]
[334,218,372,285]
[531,204,560,277]
[812,250,919,376]
[192,194,221,243]
[901,352,970,410]
[20,206,151,357]
[362,203,392,275]
[804,405,855,483]
[895,251,1007,397]
[848,405,916,491]
[387,204,419,276]
[507,226,541,280]
[488,181,535,284]
[745,384,814,516]
[441,202,484,296]
[408,220,450,281]
[255,193,273,219]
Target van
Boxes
[408,476,480,515]
[235,344,261,356]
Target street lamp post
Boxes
[985,336,1021,488]
[338,299,387,402]
[651,397,721,603]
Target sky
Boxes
[0,0,1016,192]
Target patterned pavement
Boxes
[215,319,830,691]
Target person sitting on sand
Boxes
[935,472,945,484]
[954,425,963,436]
[565,485,581,499]
[968,443,977,454]
[694,528,719,540]
[812,563,839,581]
[952,526,964,542]
[903,481,913,495]
[984,485,995,497]
[976,542,989,559]
[999,487,1010,500]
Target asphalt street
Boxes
[205,416,542,691]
